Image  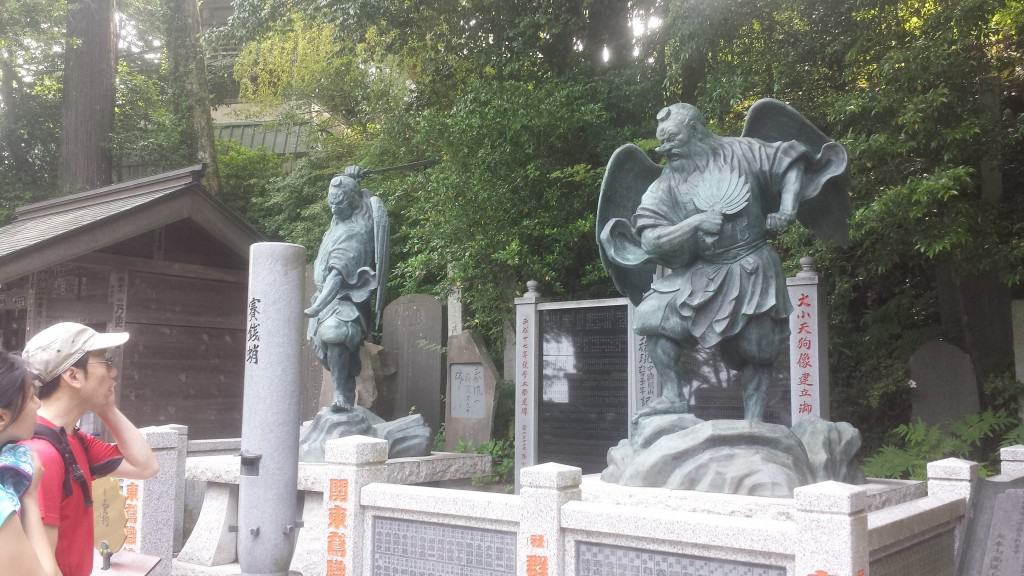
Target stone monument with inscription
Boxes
[382,294,446,431]
[299,167,431,461]
[596,99,862,495]
[910,340,980,428]
[956,472,1024,576]
[444,330,498,450]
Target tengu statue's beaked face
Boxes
[327,175,359,220]
[654,103,709,161]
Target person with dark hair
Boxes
[21,322,159,576]
[0,350,59,576]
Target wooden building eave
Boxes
[0,167,265,285]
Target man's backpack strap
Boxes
[32,424,93,507]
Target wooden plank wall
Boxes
[120,271,247,439]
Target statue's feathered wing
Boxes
[369,194,389,331]
[596,144,662,306]
[742,98,850,245]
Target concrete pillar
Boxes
[788,256,831,424]
[518,463,581,576]
[927,457,978,558]
[123,426,180,576]
[238,242,306,576]
[1001,445,1024,476]
[166,424,189,553]
[514,281,541,492]
[320,435,388,576]
[793,481,869,576]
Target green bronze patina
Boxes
[598,99,849,422]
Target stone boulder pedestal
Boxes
[298,406,432,462]
[603,415,862,497]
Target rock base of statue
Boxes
[298,405,432,462]
[602,415,863,498]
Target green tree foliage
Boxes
[0,0,65,217]
[374,79,627,343]
[216,138,284,224]
[4,0,1024,466]
[221,4,1024,461]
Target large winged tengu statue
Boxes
[598,99,848,423]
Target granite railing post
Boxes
[165,423,189,553]
[518,463,581,576]
[1000,445,1024,476]
[301,435,387,576]
[793,481,869,576]
[927,457,978,558]
[122,426,180,576]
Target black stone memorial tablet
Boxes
[956,474,1024,576]
[536,305,629,474]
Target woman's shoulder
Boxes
[0,444,33,521]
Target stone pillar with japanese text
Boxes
[322,435,388,576]
[628,304,659,427]
[787,256,830,424]
[120,426,180,576]
[514,281,542,493]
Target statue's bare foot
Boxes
[631,397,689,423]
[330,400,354,413]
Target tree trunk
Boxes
[0,54,25,174]
[934,75,1012,401]
[61,0,116,194]
[164,0,220,195]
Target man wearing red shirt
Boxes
[21,323,159,576]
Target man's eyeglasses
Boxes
[87,357,115,369]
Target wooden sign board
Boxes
[93,476,127,553]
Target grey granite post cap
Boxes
[139,426,180,449]
[926,457,978,481]
[794,481,868,514]
[520,462,581,489]
[165,424,189,435]
[325,435,389,465]
[1000,445,1024,463]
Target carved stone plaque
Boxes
[957,474,1024,576]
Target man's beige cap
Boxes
[22,322,129,382]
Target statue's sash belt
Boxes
[701,236,768,264]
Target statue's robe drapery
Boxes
[631,137,815,348]
[308,202,376,365]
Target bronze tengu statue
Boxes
[598,100,862,496]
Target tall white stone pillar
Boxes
[788,256,830,423]
[514,281,541,493]
[238,242,306,576]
